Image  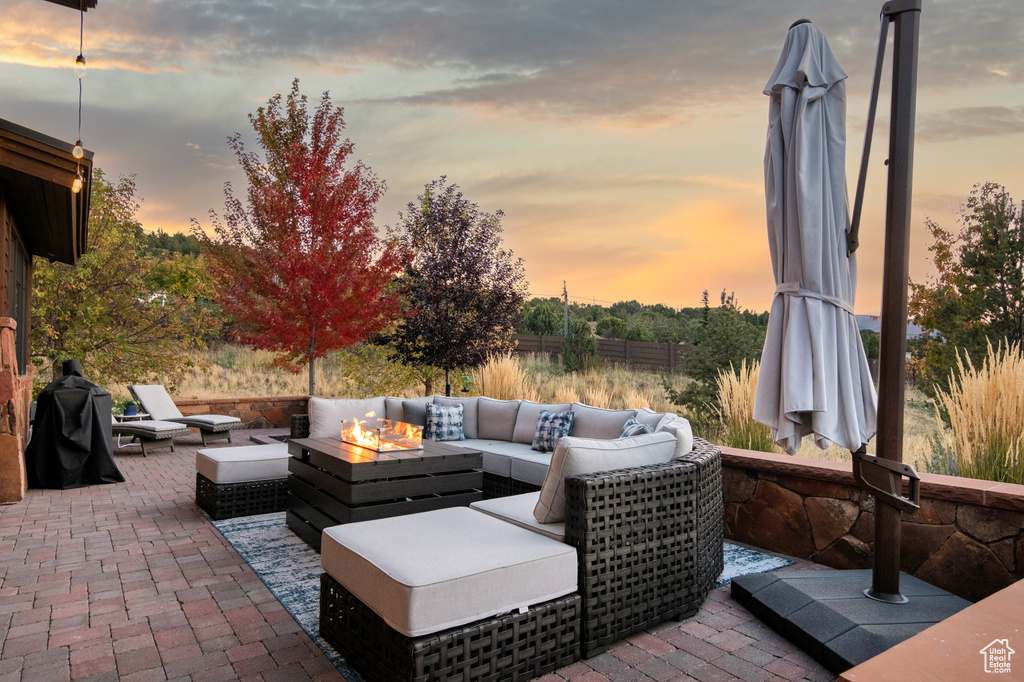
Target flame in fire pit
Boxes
[341,412,423,451]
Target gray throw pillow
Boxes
[424,403,465,442]
[531,409,575,453]
[401,400,428,427]
[620,417,652,438]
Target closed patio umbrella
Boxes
[753,19,877,455]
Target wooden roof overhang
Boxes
[0,118,93,265]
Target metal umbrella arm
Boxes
[852,448,920,512]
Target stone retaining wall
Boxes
[722,447,1024,603]
[174,396,308,429]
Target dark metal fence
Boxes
[513,334,683,373]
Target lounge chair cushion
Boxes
[534,431,677,523]
[308,396,387,438]
[458,439,535,477]
[471,492,564,542]
[321,507,576,637]
[130,384,187,420]
[175,414,240,432]
[510,450,554,486]
[111,418,190,439]
[196,443,290,484]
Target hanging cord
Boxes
[72,0,85,191]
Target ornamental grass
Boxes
[715,360,775,452]
[933,340,1024,484]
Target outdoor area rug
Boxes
[211,511,795,676]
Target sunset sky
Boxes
[3,0,1023,313]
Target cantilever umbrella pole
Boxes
[851,0,922,603]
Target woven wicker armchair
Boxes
[565,437,723,657]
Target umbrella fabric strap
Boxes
[774,282,854,314]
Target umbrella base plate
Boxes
[731,569,969,674]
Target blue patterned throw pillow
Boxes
[532,409,575,453]
[620,417,652,438]
[424,403,465,442]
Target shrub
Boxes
[933,340,1024,483]
[716,360,775,452]
[562,318,599,373]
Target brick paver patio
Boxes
[0,429,837,682]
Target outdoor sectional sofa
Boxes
[291,395,695,497]
[287,395,724,681]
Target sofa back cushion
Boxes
[513,401,572,444]
[308,396,387,438]
[434,396,479,439]
[570,403,637,440]
[655,414,693,455]
[533,431,677,523]
[477,398,520,441]
[634,408,667,429]
[385,396,433,423]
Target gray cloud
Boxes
[16,0,1021,126]
[917,106,1024,143]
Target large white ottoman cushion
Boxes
[196,443,290,484]
[471,492,564,542]
[321,507,577,638]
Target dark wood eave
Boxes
[0,118,93,265]
[41,0,98,10]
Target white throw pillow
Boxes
[533,431,677,524]
[308,396,387,438]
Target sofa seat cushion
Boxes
[534,432,678,523]
[196,443,290,484]
[570,404,637,440]
[321,507,577,638]
[510,451,554,487]
[459,439,537,477]
[471,492,564,543]
[308,397,387,438]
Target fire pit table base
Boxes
[286,437,483,550]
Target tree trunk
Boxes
[308,330,316,396]
[423,377,433,396]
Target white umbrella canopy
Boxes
[753,20,877,455]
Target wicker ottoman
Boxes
[195,443,290,520]
[320,507,582,682]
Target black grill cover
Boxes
[25,361,124,489]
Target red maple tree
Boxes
[195,79,406,395]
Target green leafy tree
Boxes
[860,329,880,360]
[380,178,528,395]
[668,290,766,413]
[909,182,1024,396]
[195,79,406,395]
[595,316,628,339]
[562,317,599,373]
[32,170,217,386]
[521,301,561,336]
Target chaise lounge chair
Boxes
[110,415,191,456]
[129,384,242,446]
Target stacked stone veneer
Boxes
[174,396,308,429]
[722,447,1024,603]
[0,318,32,504]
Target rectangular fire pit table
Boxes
[286,437,483,550]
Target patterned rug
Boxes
[211,512,794,676]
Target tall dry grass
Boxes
[716,360,774,452]
[932,341,1024,484]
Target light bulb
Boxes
[74,54,86,78]
[72,172,83,194]
[73,140,84,159]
